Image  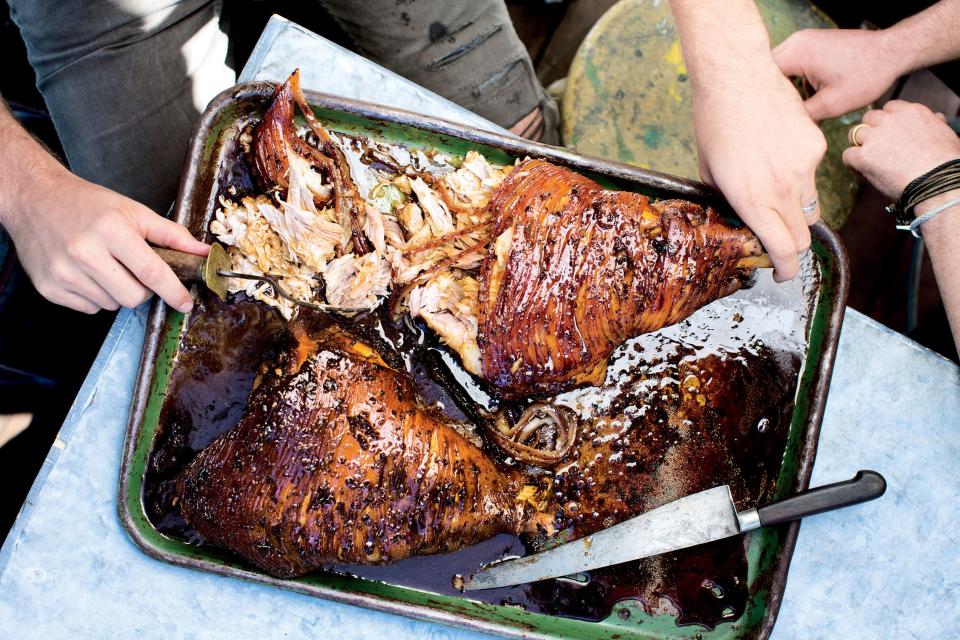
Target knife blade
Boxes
[465,470,885,591]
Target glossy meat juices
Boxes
[175,329,548,577]
[475,159,764,396]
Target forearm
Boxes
[915,189,960,351]
[0,99,68,228]
[668,0,824,281]
[883,0,960,75]
[668,0,774,85]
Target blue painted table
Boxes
[2,16,958,640]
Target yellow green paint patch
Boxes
[641,125,664,149]
[662,40,687,76]
[562,0,860,228]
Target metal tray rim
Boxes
[118,81,851,640]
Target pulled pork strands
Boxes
[253,69,370,255]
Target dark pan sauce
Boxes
[145,284,802,629]
[145,125,811,630]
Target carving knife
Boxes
[464,470,885,591]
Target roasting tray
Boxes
[118,82,849,640]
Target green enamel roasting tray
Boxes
[118,82,849,640]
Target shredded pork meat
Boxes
[441,151,512,212]
[210,195,320,319]
[212,82,509,335]
[324,252,392,309]
[408,272,482,374]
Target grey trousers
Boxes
[6,0,557,214]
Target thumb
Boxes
[841,145,863,171]
[803,89,843,122]
[142,214,210,256]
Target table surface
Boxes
[2,16,958,640]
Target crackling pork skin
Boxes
[474,159,763,397]
[175,334,538,578]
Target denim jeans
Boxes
[6,0,557,214]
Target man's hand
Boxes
[843,99,960,352]
[3,165,208,314]
[669,0,826,282]
[842,100,960,199]
[0,100,207,314]
[692,59,826,281]
[773,29,904,121]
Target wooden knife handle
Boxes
[757,470,887,527]
[153,247,205,285]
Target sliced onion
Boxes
[484,403,578,468]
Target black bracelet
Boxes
[886,158,960,229]
[901,159,960,208]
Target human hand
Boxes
[843,100,960,200]
[3,167,209,314]
[773,28,904,121]
[692,59,826,281]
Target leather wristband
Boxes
[886,158,960,229]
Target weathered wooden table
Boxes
[1,16,957,640]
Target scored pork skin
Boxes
[477,159,762,397]
[175,344,527,578]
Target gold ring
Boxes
[848,123,869,147]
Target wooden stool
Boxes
[561,0,862,228]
